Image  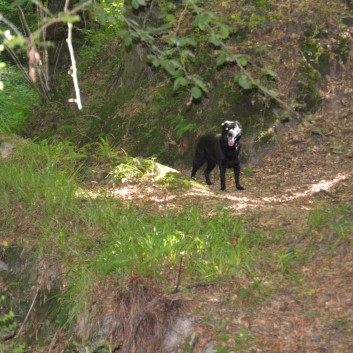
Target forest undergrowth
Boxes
[81,75,353,353]
[1,0,353,351]
[1,73,352,352]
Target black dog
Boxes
[191,120,244,191]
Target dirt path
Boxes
[110,100,353,217]
[100,77,353,352]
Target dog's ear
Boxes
[221,121,230,130]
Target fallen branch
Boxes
[48,330,58,353]
[16,287,40,337]
[172,255,183,294]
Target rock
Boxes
[202,341,217,353]
[163,316,194,353]
[0,142,16,160]
[0,260,8,272]
[182,332,200,353]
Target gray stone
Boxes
[0,142,16,159]
[164,316,194,353]
[0,260,8,272]
[182,332,200,353]
[202,340,217,353]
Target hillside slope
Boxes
[1,1,353,352]
[30,0,351,165]
[95,73,352,353]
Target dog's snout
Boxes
[228,129,239,138]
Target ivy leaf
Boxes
[183,37,198,48]
[193,14,208,31]
[216,53,227,67]
[181,50,195,59]
[234,73,242,81]
[236,74,254,90]
[162,60,181,76]
[263,68,277,78]
[209,34,222,47]
[191,86,202,99]
[131,0,147,9]
[198,22,207,31]
[93,6,107,24]
[123,34,133,47]
[204,11,216,21]
[219,24,231,39]
[173,77,189,91]
[169,60,182,69]
[163,63,177,76]
[235,55,249,67]
[116,28,133,47]
[165,14,175,22]
[167,2,177,11]
[147,55,161,67]
[192,77,209,93]
[168,36,182,47]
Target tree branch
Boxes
[65,0,83,110]
[34,0,93,37]
[0,13,24,38]
[175,0,190,36]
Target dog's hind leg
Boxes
[204,161,216,185]
[191,157,205,179]
[220,165,227,190]
[233,163,244,190]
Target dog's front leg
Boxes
[234,163,244,190]
[220,165,226,191]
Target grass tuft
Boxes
[0,138,323,338]
[308,205,353,255]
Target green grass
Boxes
[3,138,351,341]
[0,139,280,323]
[308,205,353,255]
[0,67,40,134]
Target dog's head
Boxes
[221,120,242,147]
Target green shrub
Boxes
[0,296,26,353]
[0,67,39,134]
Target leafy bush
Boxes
[0,67,39,133]
[0,296,25,353]
[108,156,156,184]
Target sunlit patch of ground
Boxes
[76,171,350,215]
[76,90,353,216]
